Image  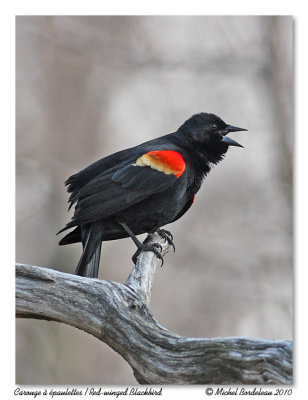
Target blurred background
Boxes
[16,16,293,384]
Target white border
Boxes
[2,1,306,399]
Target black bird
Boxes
[58,112,246,278]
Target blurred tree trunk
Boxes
[264,16,293,228]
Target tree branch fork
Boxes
[16,233,293,384]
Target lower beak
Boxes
[221,136,243,148]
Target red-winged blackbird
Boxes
[58,112,246,278]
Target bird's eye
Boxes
[210,123,218,130]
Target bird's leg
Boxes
[117,220,163,265]
[155,229,175,252]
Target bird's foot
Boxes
[156,229,175,252]
[132,243,164,266]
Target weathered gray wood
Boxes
[125,232,172,306]
[16,234,292,385]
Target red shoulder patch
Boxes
[134,150,186,178]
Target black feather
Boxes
[75,223,104,278]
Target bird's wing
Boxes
[61,150,186,230]
[65,149,137,208]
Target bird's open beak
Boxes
[220,125,247,148]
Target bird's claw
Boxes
[132,243,164,266]
[156,229,175,252]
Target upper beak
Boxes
[220,124,247,148]
[224,125,247,134]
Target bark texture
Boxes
[16,233,293,385]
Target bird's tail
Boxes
[75,223,104,278]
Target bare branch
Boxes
[16,234,292,385]
[125,232,172,306]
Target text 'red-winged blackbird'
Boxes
[58,112,247,278]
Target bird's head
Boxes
[179,112,247,153]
